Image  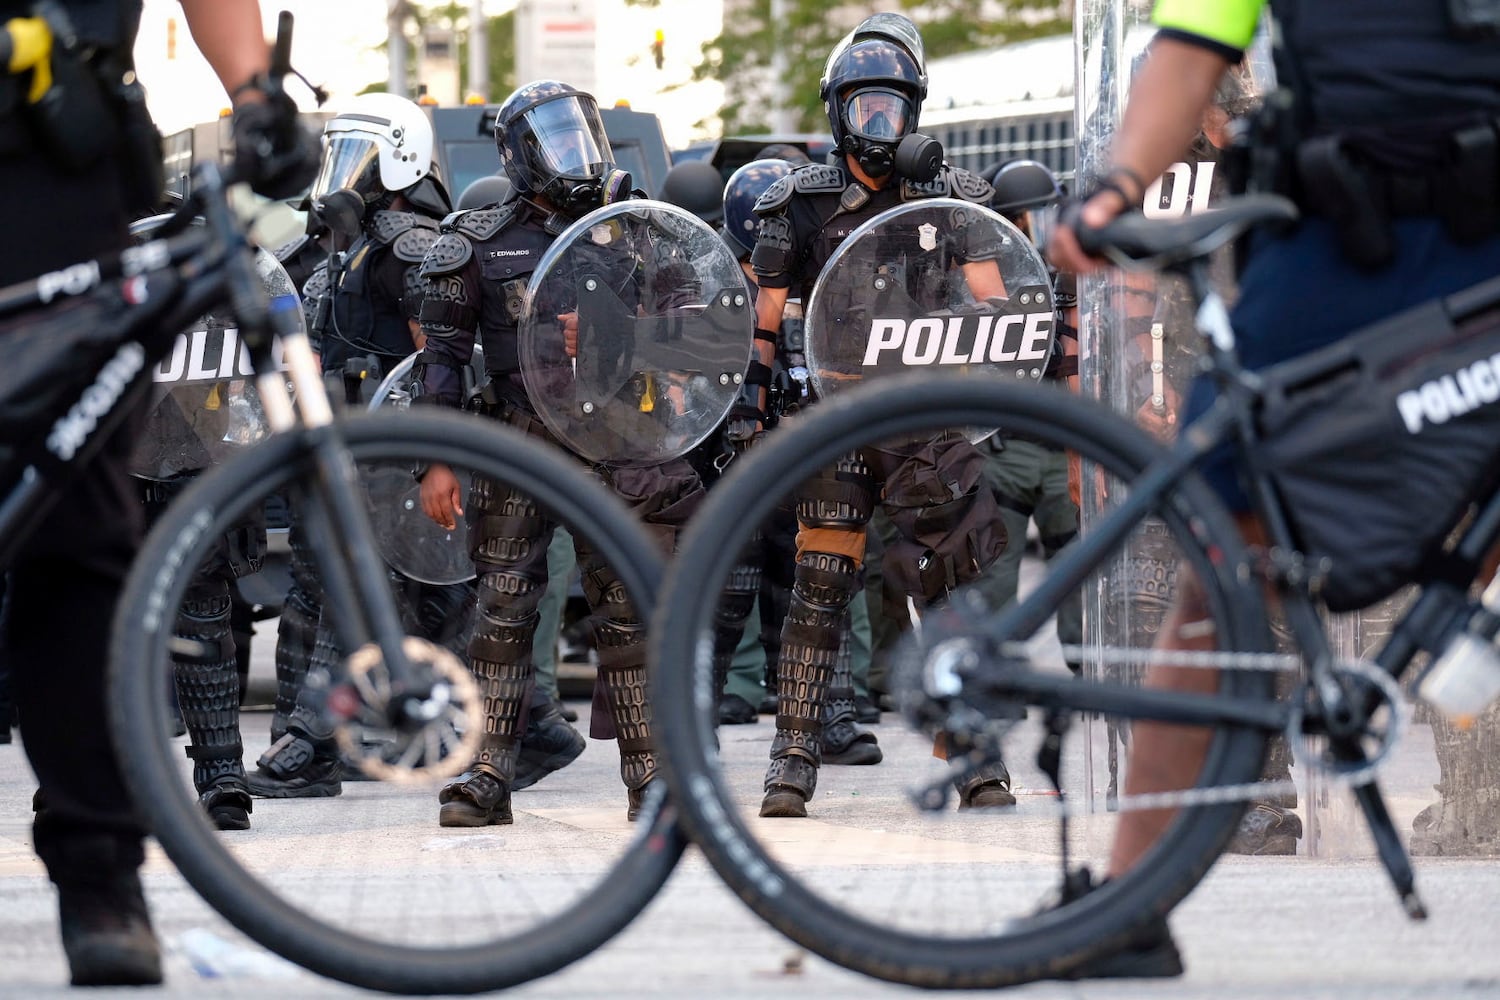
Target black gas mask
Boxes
[838,88,942,182]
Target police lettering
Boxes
[47,342,147,461]
[36,261,101,303]
[861,313,1052,367]
[1395,352,1500,433]
[152,329,288,384]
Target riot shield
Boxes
[518,200,753,466]
[128,241,298,481]
[360,348,487,587]
[803,199,1052,434]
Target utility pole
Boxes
[769,0,795,131]
[468,0,488,100]
[388,0,409,98]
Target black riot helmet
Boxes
[658,159,725,225]
[494,80,632,218]
[990,159,1064,246]
[820,14,931,180]
[457,173,513,210]
[721,158,792,259]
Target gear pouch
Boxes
[1256,275,1500,611]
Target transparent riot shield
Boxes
[128,239,296,481]
[518,200,753,466]
[804,199,1053,418]
[1076,3,1446,858]
[360,348,488,587]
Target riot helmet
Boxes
[990,159,1063,246]
[457,173,513,210]
[820,15,929,180]
[721,158,792,259]
[753,142,811,166]
[311,93,439,209]
[494,80,631,218]
[658,159,725,225]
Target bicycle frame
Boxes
[0,162,423,696]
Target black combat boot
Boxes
[955,760,1017,809]
[513,698,585,791]
[40,836,161,987]
[439,748,516,827]
[819,634,881,765]
[175,583,254,829]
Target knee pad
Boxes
[468,478,550,567]
[795,453,875,529]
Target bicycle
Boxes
[648,192,1500,986]
[0,15,691,996]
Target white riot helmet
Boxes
[311,93,436,204]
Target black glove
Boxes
[231,96,319,200]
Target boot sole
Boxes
[67,943,163,987]
[438,802,514,827]
[245,780,343,799]
[209,808,251,831]
[759,790,809,818]
[960,791,1018,809]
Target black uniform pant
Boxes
[0,148,148,879]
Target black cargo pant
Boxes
[0,147,150,880]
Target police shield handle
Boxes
[420,463,465,531]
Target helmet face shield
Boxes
[1025,203,1060,249]
[842,89,913,141]
[310,135,382,203]
[518,96,611,185]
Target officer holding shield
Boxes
[748,13,1017,818]
[413,80,737,825]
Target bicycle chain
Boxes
[954,646,1409,820]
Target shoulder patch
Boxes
[451,203,518,241]
[273,233,312,263]
[419,232,474,278]
[393,226,440,264]
[949,165,993,204]
[752,174,795,215]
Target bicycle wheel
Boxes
[110,408,685,995]
[651,372,1278,987]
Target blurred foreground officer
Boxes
[1050,0,1500,979]
[0,0,313,985]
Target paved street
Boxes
[4,683,1500,999]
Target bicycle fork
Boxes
[255,331,425,704]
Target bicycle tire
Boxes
[651,371,1276,988]
[110,409,686,995]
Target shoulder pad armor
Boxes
[449,203,519,241]
[948,165,993,204]
[392,225,440,264]
[419,232,474,278]
[300,260,330,301]
[753,174,795,216]
[753,162,846,216]
[369,210,432,245]
[273,233,312,263]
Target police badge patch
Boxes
[918,222,938,251]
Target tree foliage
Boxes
[691,0,1069,134]
[362,2,517,102]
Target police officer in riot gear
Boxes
[414,79,703,825]
[748,13,1012,819]
[250,93,454,798]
